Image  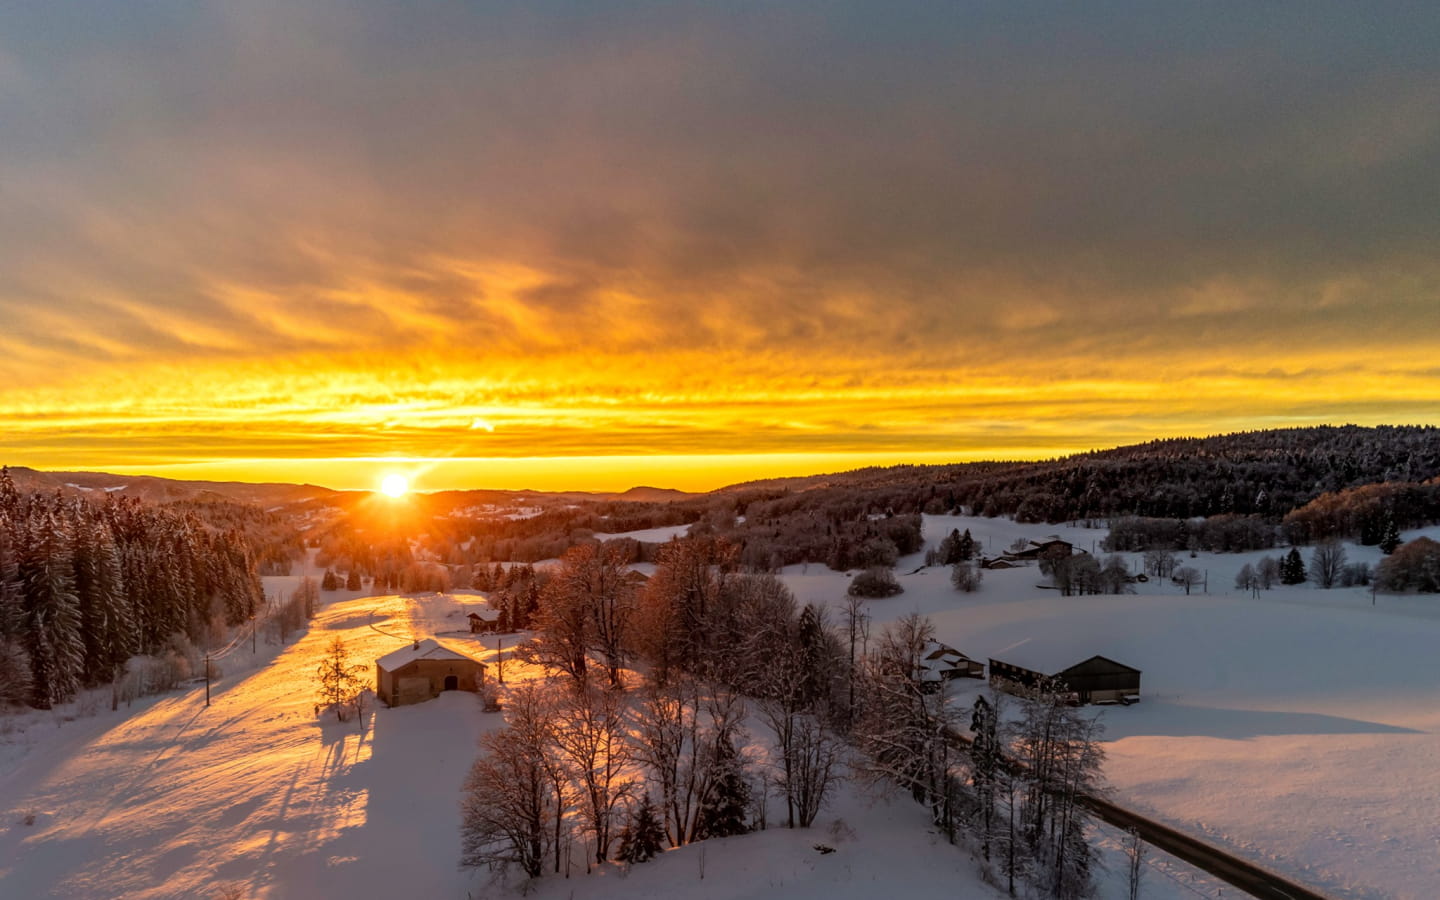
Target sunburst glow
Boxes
[380,474,409,498]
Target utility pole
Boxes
[251,613,257,653]
[204,655,211,707]
[497,635,505,684]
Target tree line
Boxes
[0,468,265,709]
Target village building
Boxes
[916,641,985,690]
[988,646,1140,705]
[467,607,502,633]
[1002,537,1076,563]
[376,638,486,707]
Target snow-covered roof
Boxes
[466,607,500,621]
[917,641,975,681]
[988,637,1126,676]
[376,638,479,671]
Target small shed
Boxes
[917,641,985,689]
[467,608,502,634]
[376,638,486,707]
[988,651,1140,705]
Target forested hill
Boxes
[717,425,1440,523]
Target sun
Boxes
[380,474,409,498]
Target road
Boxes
[946,727,1336,900]
[1079,793,1334,900]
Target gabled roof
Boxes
[1059,654,1141,676]
[467,607,500,622]
[917,641,976,681]
[376,638,479,671]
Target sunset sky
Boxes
[2,3,1438,492]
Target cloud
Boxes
[1,2,1439,484]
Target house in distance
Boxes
[917,641,985,691]
[989,648,1140,706]
[467,608,501,634]
[376,638,486,707]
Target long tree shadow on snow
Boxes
[1096,700,1422,740]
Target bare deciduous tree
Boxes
[460,684,560,879]
[1310,540,1347,589]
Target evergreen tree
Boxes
[1281,547,1307,585]
[73,521,134,684]
[0,513,20,640]
[615,794,667,864]
[696,732,752,839]
[969,695,1000,861]
[346,569,362,591]
[321,568,339,591]
[1380,515,1402,555]
[957,528,976,561]
[314,636,366,720]
[0,638,29,706]
[20,512,83,708]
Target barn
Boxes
[988,651,1140,705]
[376,638,486,707]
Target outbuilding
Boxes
[988,651,1140,705]
[467,608,502,633]
[376,638,486,707]
[917,641,985,689]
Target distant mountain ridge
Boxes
[7,425,1438,519]
[1,466,698,508]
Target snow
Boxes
[3,513,1435,898]
[0,589,1023,900]
[778,515,1440,900]
[375,637,478,671]
[593,524,690,543]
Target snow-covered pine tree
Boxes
[21,510,83,708]
[73,520,135,684]
[696,731,752,839]
[615,794,666,863]
[0,512,21,640]
[1380,515,1402,555]
[970,694,1000,861]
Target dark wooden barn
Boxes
[988,653,1140,705]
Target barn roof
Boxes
[989,638,1135,678]
[376,638,479,671]
[466,607,500,622]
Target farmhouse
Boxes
[376,638,486,707]
[988,649,1140,705]
[917,641,985,689]
[1004,538,1075,562]
[467,608,502,633]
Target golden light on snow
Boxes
[380,474,409,498]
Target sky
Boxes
[2,3,1439,492]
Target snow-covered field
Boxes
[784,515,1440,900]
[2,514,1435,899]
[591,523,691,543]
